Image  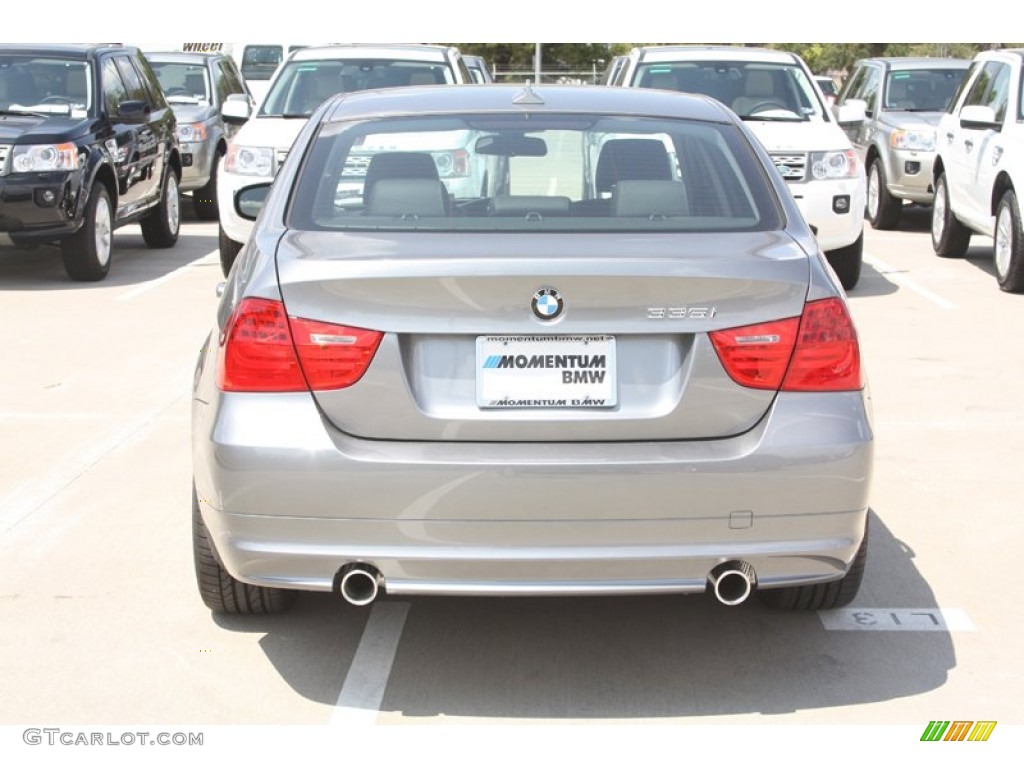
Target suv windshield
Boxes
[635,60,824,121]
[884,68,969,112]
[0,55,91,116]
[288,113,781,234]
[149,61,210,105]
[259,58,456,117]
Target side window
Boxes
[859,67,882,116]
[963,61,1010,121]
[948,60,982,113]
[133,54,168,109]
[838,65,866,104]
[101,58,129,115]
[218,60,246,98]
[455,57,471,84]
[212,61,229,103]
[114,56,148,105]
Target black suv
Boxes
[1,44,182,280]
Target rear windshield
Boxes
[241,45,283,81]
[633,60,825,121]
[884,68,969,111]
[259,58,456,117]
[287,113,783,233]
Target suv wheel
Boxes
[995,189,1024,293]
[824,233,863,291]
[61,184,113,281]
[931,172,971,257]
[141,169,181,248]
[760,516,869,610]
[866,158,901,230]
[219,224,243,276]
[193,148,223,221]
[192,485,296,614]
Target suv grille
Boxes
[770,153,807,182]
[0,144,10,175]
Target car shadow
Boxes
[235,509,955,720]
[846,259,898,299]
[0,197,218,290]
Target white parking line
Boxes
[330,601,410,726]
[115,249,219,302]
[863,252,958,310]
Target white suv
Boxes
[618,46,866,290]
[931,49,1024,292]
[216,44,471,275]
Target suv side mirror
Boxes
[959,105,999,130]
[223,94,252,124]
[835,99,867,125]
[117,100,149,118]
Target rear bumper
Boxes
[192,387,874,596]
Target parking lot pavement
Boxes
[1,204,1022,739]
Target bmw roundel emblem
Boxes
[532,288,564,320]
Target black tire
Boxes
[219,223,243,276]
[995,189,1024,293]
[61,183,113,282]
[193,149,223,221]
[192,485,296,615]
[759,516,869,610]
[866,158,901,230]
[931,172,971,258]
[825,232,863,291]
[140,168,181,248]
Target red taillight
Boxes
[710,297,862,392]
[710,316,800,390]
[782,297,862,392]
[218,298,383,392]
[219,298,306,392]
[289,316,383,390]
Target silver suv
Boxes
[835,57,970,230]
[146,51,255,220]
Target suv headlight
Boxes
[10,143,79,173]
[809,149,859,180]
[224,145,274,176]
[432,149,469,178]
[177,123,208,144]
[890,129,935,152]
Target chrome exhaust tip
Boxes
[337,563,383,606]
[708,560,756,606]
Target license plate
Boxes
[476,335,616,409]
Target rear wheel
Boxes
[192,486,296,614]
[219,224,243,276]
[825,232,863,291]
[760,517,869,610]
[931,172,971,257]
[866,158,901,230]
[995,189,1024,293]
[141,168,181,248]
[61,183,113,282]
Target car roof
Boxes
[636,46,799,65]
[0,43,136,59]
[144,51,226,64]
[858,57,972,69]
[290,44,454,64]
[322,83,735,123]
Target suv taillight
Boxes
[710,298,862,392]
[218,298,382,392]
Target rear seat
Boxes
[612,180,690,218]
[489,195,571,217]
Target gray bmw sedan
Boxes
[191,83,872,615]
